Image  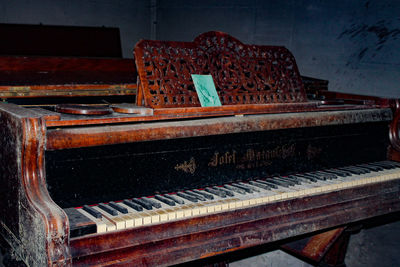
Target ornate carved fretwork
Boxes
[135,31,307,108]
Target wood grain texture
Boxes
[0,56,137,98]
[135,31,306,108]
[0,103,71,266]
[46,108,392,150]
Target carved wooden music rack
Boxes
[135,31,307,108]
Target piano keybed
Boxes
[66,160,400,237]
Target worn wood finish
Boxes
[43,102,380,128]
[69,179,400,266]
[111,103,154,115]
[0,56,137,98]
[282,228,345,262]
[135,31,306,108]
[55,104,112,115]
[0,84,137,98]
[0,103,71,266]
[46,108,392,150]
[318,90,393,107]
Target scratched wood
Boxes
[0,56,137,98]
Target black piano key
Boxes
[83,205,102,219]
[177,192,198,202]
[249,180,272,190]
[123,199,143,211]
[193,189,214,200]
[382,161,400,167]
[256,180,278,189]
[307,173,327,181]
[131,198,153,210]
[315,172,335,180]
[283,176,301,185]
[109,201,128,214]
[98,203,118,216]
[274,177,296,186]
[164,194,185,205]
[353,166,371,173]
[313,171,337,180]
[324,169,351,177]
[155,195,176,206]
[295,174,319,182]
[238,182,260,192]
[264,179,289,188]
[346,166,370,174]
[185,191,207,201]
[205,187,227,198]
[288,175,312,184]
[145,198,162,209]
[357,164,383,171]
[231,183,253,193]
[213,186,235,197]
[370,161,396,169]
[337,167,364,175]
[224,184,246,194]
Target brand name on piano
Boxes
[208,144,296,169]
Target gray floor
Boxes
[1,220,399,266]
[230,219,400,267]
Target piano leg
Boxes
[281,226,361,267]
[320,228,351,267]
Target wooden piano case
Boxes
[0,31,399,266]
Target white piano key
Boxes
[92,206,125,230]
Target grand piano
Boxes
[0,31,399,266]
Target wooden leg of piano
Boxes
[281,226,361,267]
[319,228,352,267]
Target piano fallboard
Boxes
[45,120,390,208]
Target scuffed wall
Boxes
[0,0,398,97]
[156,0,400,98]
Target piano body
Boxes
[0,31,399,266]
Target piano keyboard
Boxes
[67,161,400,237]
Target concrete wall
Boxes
[0,0,150,58]
[156,0,400,98]
[1,0,398,97]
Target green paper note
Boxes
[191,74,222,107]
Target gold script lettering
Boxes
[208,151,237,167]
[208,144,296,169]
